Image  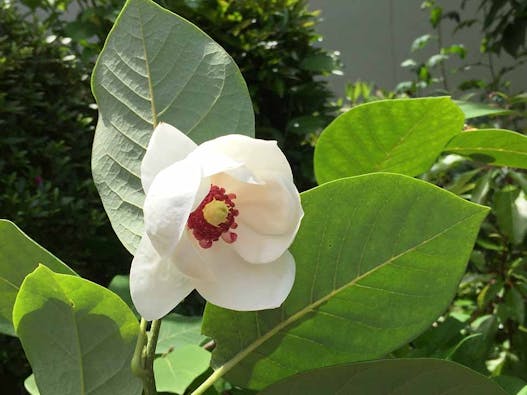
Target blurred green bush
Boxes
[0,3,131,283]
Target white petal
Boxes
[130,235,194,320]
[171,230,214,281]
[144,158,209,257]
[193,134,292,182]
[141,123,197,193]
[211,173,303,263]
[193,244,295,311]
[187,148,258,183]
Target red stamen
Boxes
[187,185,239,248]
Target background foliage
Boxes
[2,0,527,393]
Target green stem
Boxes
[131,318,148,378]
[190,350,246,395]
[131,318,161,395]
[146,320,162,369]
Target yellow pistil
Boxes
[202,199,229,226]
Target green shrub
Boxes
[0,4,130,282]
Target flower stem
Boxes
[131,318,161,395]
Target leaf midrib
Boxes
[0,275,20,291]
[446,146,527,157]
[137,3,158,128]
[214,211,482,375]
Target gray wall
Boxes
[309,0,526,97]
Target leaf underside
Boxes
[13,266,141,395]
[91,0,254,253]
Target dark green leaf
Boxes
[493,375,527,395]
[450,315,498,374]
[258,359,506,394]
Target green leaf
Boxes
[13,265,141,395]
[154,345,210,394]
[24,374,40,395]
[258,359,506,394]
[0,220,76,336]
[108,274,138,316]
[450,315,498,374]
[455,101,513,119]
[91,0,254,253]
[500,287,526,324]
[396,316,465,359]
[157,313,206,354]
[203,173,489,389]
[493,186,527,245]
[494,375,527,395]
[444,129,527,169]
[314,97,464,183]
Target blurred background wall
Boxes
[309,0,527,96]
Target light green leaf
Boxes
[455,100,513,119]
[13,265,141,395]
[314,97,464,183]
[154,345,210,394]
[156,313,206,354]
[258,359,507,394]
[24,374,40,395]
[91,0,254,253]
[203,173,489,389]
[0,220,76,336]
[444,129,527,169]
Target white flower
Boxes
[130,123,304,320]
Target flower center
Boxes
[187,185,239,249]
[202,199,229,226]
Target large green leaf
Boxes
[154,345,210,394]
[444,129,527,169]
[91,0,254,252]
[258,359,506,394]
[314,97,464,184]
[0,220,75,336]
[202,173,489,389]
[13,265,141,395]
